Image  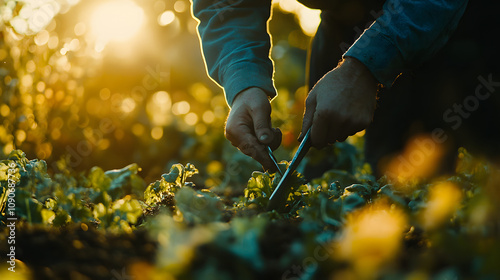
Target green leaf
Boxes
[91,191,112,208]
[88,166,111,191]
[162,164,184,184]
[14,189,43,224]
[378,184,407,206]
[184,163,199,180]
[224,216,267,271]
[104,163,144,200]
[244,171,273,208]
[52,210,71,226]
[341,192,366,215]
[41,209,55,224]
[344,183,374,198]
[93,202,107,219]
[144,180,165,206]
[175,187,223,224]
[111,196,143,224]
[7,150,29,166]
[311,169,359,188]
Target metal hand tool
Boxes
[267,128,312,212]
[267,146,284,176]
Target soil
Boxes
[1,223,157,280]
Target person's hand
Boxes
[225,87,282,171]
[299,57,378,148]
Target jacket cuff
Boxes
[222,62,277,107]
[343,28,406,87]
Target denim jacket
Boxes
[192,0,468,106]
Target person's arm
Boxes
[191,0,276,106]
[301,0,469,148]
[191,0,281,172]
[344,0,469,87]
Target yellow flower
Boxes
[335,202,407,279]
[420,182,462,230]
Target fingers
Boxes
[326,120,348,144]
[311,110,330,148]
[269,128,282,151]
[251,104,274,145]
[303,100,353,148]
[225,104,279,172]
[301,92,334,148]
[299,65,376,148]
[226,123,277,172]
[299,94,316,142]
[240,139,277,173]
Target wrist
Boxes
[342,57,379,86]
[232,87,270,107]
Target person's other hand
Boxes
[299,57,378,148]
[225,87,282,171]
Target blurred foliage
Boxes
[0,0,316,190]
[2,146,500,279]
[2,1,500,280]
[0,150,144,231]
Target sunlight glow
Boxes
[147,91,172,126]
[184,113,198,126]
[90,0,144,45]
[273,0,321,36]
[158,10,175,26]
[121,97,136,113]
[202,111,215,124]
[172,101,190,115]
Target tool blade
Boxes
[267,146,284,176]
[267,128,312,212]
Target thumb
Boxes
[252,109,274,145]
[299,94,316,142]
[269,128,282,151]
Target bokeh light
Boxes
[151,126,163,140]
[121,97,136,114]
[336,202,407,278]
[202,111,215,124]
[147,91,172,126]
[174,1,187,13]
[1,0,331,204]
[172,101,190,115]
[384,134,445,187]
[274,0,321,36]
[132,123,145,136]
[158,10,176,26]
[184,112,198,126]
[90,0,144,46]
[419,182,463,230]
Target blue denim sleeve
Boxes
[191,0,276,106]
[344,0,468,87]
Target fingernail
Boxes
[259,134,269,142]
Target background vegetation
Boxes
[0,0,319,187]
[1,1,500,280]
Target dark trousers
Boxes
[307,1,500,177]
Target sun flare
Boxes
[90,0,144,45]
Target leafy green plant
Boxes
[0,150,144,231]
[144,163,198,206]
[2,148,500,280]
[243,161,308,212]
